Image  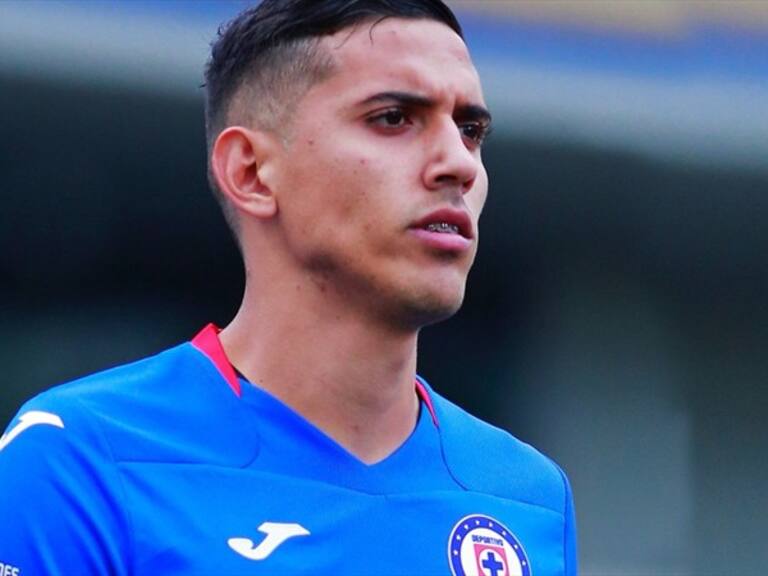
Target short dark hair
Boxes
[203,0,463,237]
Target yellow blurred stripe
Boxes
[448,1,768,35]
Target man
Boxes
[0,1,576,574]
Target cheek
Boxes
[468,166,489,217]
[279,119,404,243]
[282,154,375,242]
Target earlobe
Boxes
[211,126,279,219]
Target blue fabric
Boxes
[0,342,576,575]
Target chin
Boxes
[395,284,467,330]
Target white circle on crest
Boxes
[447,515,531,576]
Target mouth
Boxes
[411,209,473,239]
[409,208,474,252]
[425,222,461,235]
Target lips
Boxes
[411,208,473,239]
[409,208,474,253]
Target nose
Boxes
[422,120,479,194]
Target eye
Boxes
[367,108,412,130]
[459,121,492,147]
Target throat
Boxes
[220,289,423,463]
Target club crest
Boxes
[447,514,531,576]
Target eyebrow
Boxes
[360,91,492,125]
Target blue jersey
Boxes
[0,325,576,575]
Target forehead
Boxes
[315,18,484,107]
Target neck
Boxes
[219,273,421,464]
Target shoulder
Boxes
[16,342,202,434]
[0,347,211,571]
[427,384,569,515]
[3,342,256,466]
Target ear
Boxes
[210,126,279,219]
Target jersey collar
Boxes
[190,323,439,427]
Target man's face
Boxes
[269,18,490,330]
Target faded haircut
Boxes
[203,0,464,239]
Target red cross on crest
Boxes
[474,543,509,576]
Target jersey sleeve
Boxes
[0,393,131,575]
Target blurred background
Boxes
[1,1,767,573]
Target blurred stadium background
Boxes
[1,1,767,573]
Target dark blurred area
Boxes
[2,1,768,574]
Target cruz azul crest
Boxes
[448,514,531,576]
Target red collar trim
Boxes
[191,323,241,397]
[415,379,439,428]
[190,323,439,427]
